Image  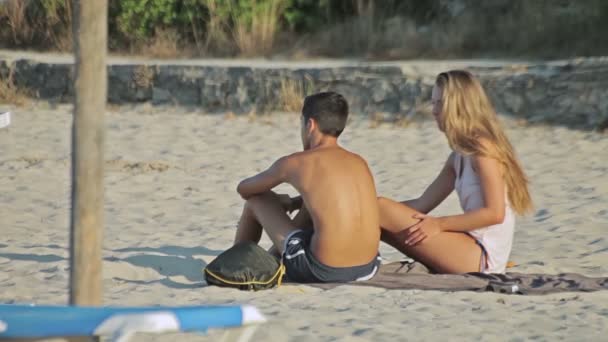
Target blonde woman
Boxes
[379,70,533,274]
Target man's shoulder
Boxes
[277,149,333,171]
[280,150,307,162]
[339,148,370,166]
[273,151,308,170]
[286,148,324,160]
[281,147,368,166]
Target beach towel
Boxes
[309,261,608,295]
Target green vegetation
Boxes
[1,0,607,59]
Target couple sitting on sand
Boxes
[233,70,533,283]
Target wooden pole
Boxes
[69,0,107,312]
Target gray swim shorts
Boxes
[282,229,381,283]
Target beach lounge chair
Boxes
[0,304,265,342]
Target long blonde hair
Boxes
[436,70,533,215]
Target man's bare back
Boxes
[233,91,381,283]
[285,146,380,267]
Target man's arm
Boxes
[236,156,293,199]
[292,201,313,228]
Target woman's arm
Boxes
[403,151,507,246]
[437,154,506,232]
[403,153,456,214]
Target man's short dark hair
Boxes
[302,92,349,137]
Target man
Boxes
[234,91,381,283]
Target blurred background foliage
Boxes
[1,0,607,59]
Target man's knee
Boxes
[249,191,277,202]
[245,191,279,212]
[267,245,281,258]
[247,192,271,202]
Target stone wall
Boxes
[1,57,607,130]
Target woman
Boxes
[379,70,533,274]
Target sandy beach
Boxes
[1,103,607,341]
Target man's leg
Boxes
[235,192,300,254]
[234,200,263,244]
[267,245,281,258]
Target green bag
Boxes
[204,242,285,291]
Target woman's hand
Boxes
[403,213,443,246]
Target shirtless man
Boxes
[234,92,381,283]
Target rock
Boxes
[152,87,172,105]
[2,56,608,130]
[502,91,525,115]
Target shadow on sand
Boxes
[0,244,224,289]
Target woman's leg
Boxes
[378,197,482,274]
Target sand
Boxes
[1,103,607,341]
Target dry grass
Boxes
[0,0,33,46]
[0,71,32,107]
[201,0,606,60]
[1,1,606,59]
[106,103,123,113]
[139,29,183,59]
[200,0,234,56]
[0,0,72,51]
[133,65,154,88]
[42,0,73,52]
[368,111,383,129]
[292,13,426,60]
[288,1,428,60]
[232,0,286,57]
[289,1,608,60]
[200,0,286,57]
[368,99,433,129]
[279,75,315,113]
[223,111,237,120]
[393,100,433,128]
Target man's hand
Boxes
[277,194,302,214]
